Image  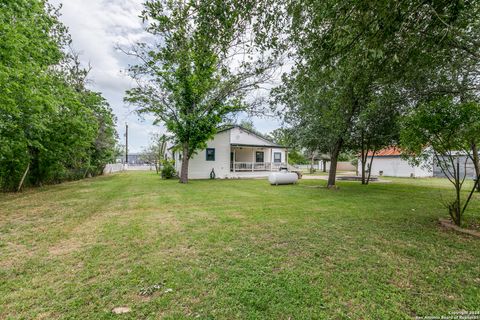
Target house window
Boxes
[256,151,264,163]
[274,152,282,163]
[206,148,215,161]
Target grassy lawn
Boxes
[301,170,353,177]
[1,172,479,319]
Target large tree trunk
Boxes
[471,142,480,192]
[327,139,343,188]
[450,183,462,226]
[360,131,366,184]
[366,150,376,185]
[179,144,189,184]
[449,157,462,226]
[361,154,367,184]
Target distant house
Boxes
[172,126,289,179]
[357,147,433,178]
[433,152,479,179]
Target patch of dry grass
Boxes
[0,172,479,319]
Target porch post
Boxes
[285,149,288,167]
[252,148,254,172]
[233,148,236,173]
[270,148,273,171]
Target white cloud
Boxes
[50,0,161,152]
[51,0,281,152]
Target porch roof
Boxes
[231,143,287,149]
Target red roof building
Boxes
[366,147,402,157]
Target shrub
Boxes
[161,160,176,179]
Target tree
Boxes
[274,61,377,187]
[140,134,169,174]
[401,98,480,226]
[0,1,117,191]
[286,150,308,165]
[270,1,402,188]
[87,94,118,177]
[268,127,307,165]
[401,26,480,190]
[0,0,66,190]
[124,0,275,183]
[267,128,292,147]
[237,119,255,132]
[267,0,479,189]
[236,119,269,139]
[352,89,401,184]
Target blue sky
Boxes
[51,0,282,152]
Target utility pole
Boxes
[125,122,129,164]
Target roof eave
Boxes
[231,143,287,148]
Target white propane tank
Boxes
[269,172,298,185]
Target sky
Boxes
[51,0,283,153]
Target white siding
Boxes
[174,127,287,179]
[234,147,255,162]
[176,130,231,179]
[271,148,286,164]
[174,150,182,173]
[358,156,433,178]
[229,127,277,146]
[232,147,285,164]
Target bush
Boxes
[161,160,176,179]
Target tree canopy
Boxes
[401,98,480,225]
[0,0,118,191]
[125,0,275,183]
[268,0,480,188]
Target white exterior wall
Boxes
[270,148,286,164]
[264,149,272,163]
[231,146,286,164]
[173,127,286,179]
[175,130,231,179]
[358,156,433,178]
[234,147,255,162]
[229,127,276,146]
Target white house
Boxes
[358,147,433,178]
[172,126,289,179]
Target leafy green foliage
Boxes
[267,128,308,165]
[125,0,274,183]
[267,127,293,147]
[268,0,479,188]
[286,150,307,165]
[161,159,176,179]
[401,98,480,225]
[401,99,477,157]
[0,1,117,191]
[351,90,402,183]
[141,134,169,174]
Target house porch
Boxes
[230,145,288,172]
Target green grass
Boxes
[1,172,479,319]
